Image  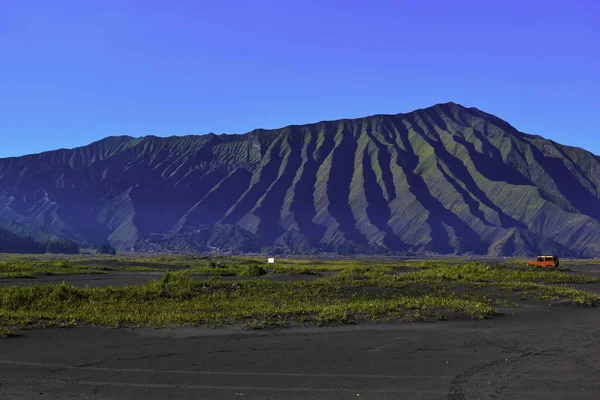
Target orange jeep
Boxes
[528,255,559,268]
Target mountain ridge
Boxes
[5,102,595,161]
[1,102,546,159]
[1,102,599,257]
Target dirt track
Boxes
[1,262,599,399]
[0,272,320,288]
[1,302,599,400]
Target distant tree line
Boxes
[0,236,80,254]
[97,244,117,255]
[0,235,121,255]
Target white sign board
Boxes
[267,258,275,264]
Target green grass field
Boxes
[1,255,599,337]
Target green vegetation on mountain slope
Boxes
[0,102,599,256]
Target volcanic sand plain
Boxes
[1,256,599,399]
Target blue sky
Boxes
[1,0,598,158]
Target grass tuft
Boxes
[238,265,267,277]
[0,326,17,337]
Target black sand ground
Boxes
[1,304,599,399]
[0,271,166,288]
[0,272,320,288]
[1,262,599,399]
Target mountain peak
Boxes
[96,135,135,142]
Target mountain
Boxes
[0,227,36,253]
[0,227,79,254]
[1,102,599,257]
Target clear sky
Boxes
[1,0,598,158]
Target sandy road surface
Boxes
[1,262,600,399]
[1,302,599,400]
[0,272,320,288]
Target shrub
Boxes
[298,267,317,275]
[46,239,80,254]
[97,244,117,255]
[239,265,267,277]
[0,327,16,338]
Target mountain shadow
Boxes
[288,128,334,246]
[326,125,368,246]
[362,148,407,250]
[530,145,600,221]
[220,142,284,225]
[414,114,526,230]
[256,131,304,244]
[392,116,487,254]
